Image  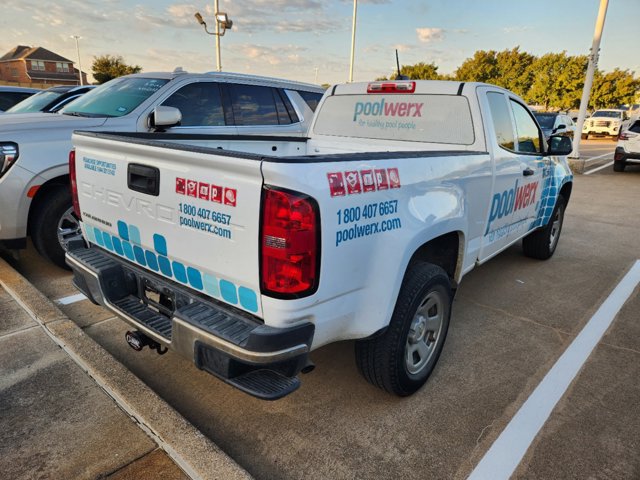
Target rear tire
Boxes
[355,262,452,396]
[613,161,626,172]
[581,133,588,140]
[523,195,566,260]
[30,186,81,270]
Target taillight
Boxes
[69,149,82,220]
[261,187,320,298]
[367,81,416,94]
[618,131,629,141]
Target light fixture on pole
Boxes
[70,35,83,85]
[194,1,233,72]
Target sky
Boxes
[1,0,639,86]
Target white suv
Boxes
[581,109,628,139]
[0,70,324,267]
[614,119,640,172]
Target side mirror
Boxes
[556,124,566,131]
[547,135,572,156]
[149,106,181,129]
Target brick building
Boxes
[0,45,88,86]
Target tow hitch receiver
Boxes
[125,330,168,355]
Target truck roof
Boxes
[330,80,504,96]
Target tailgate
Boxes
[72,132,264,317]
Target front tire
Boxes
[355,262,452,396]
[30,186,81,269]
[581,133,588,140]
[613,161,626,172]
[523,195,566,260]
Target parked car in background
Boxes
[0,69,325,268]
[533,112,576,140]
[0,86,40,112]
[5,85,95,114]
[581,109,628,139]
[613,119,640,172]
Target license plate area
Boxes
[140,277,175,318]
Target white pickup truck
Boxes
[67,80,573,400]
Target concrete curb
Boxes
[568,155,612,174]
[0,257,252,480]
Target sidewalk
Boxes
[0,257,251,480]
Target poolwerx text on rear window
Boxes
[313,94,475,144]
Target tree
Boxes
[377,62,441,81]
[397,62,440,80]
[590,69,640,109]
[92,55,142,84]
[455,47,535,97]
[494,47,535,97]
[454,50,499,84]
[526,52,587,110]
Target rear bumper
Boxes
[66,247,314,399]
[614,147,640,163]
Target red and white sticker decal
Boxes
[344,171,362,195]
[176,177,237,207]
[328,167,402,197]
[360,170,376,192]
[198,182,210,200]
[224,188,237,207]
[327,172,346,197]
[211,185,223,203]
[375,169,389,190]
[186,180,198,198]
[176,177,186,195]
[388,168,401,189]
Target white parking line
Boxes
[55,293,87,305]
[584,151,614,162]
[468,260,640,480]
[584,161,614,175]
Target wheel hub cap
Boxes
[57,207,82,252]
[405,291,445,375]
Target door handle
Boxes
[523,168,535,177]
[128,163,160,196]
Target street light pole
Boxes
[569,0,609,159]
[71,35,83,85]
[348,0,357,82]
[194,6,232,72]
[214,0,221,71]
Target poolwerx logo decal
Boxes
[485,179,539,235]
[353,99,424,121]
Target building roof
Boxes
[27,71,82,82]
[0,45,72,63]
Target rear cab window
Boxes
[313,94,474,144]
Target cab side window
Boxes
[162,82,225,127]
[487,92,515,150]
[510,101,542,153]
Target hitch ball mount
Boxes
[125,330,168,355]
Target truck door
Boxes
[478,90,547,262]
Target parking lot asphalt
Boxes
[2,141,639,479]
